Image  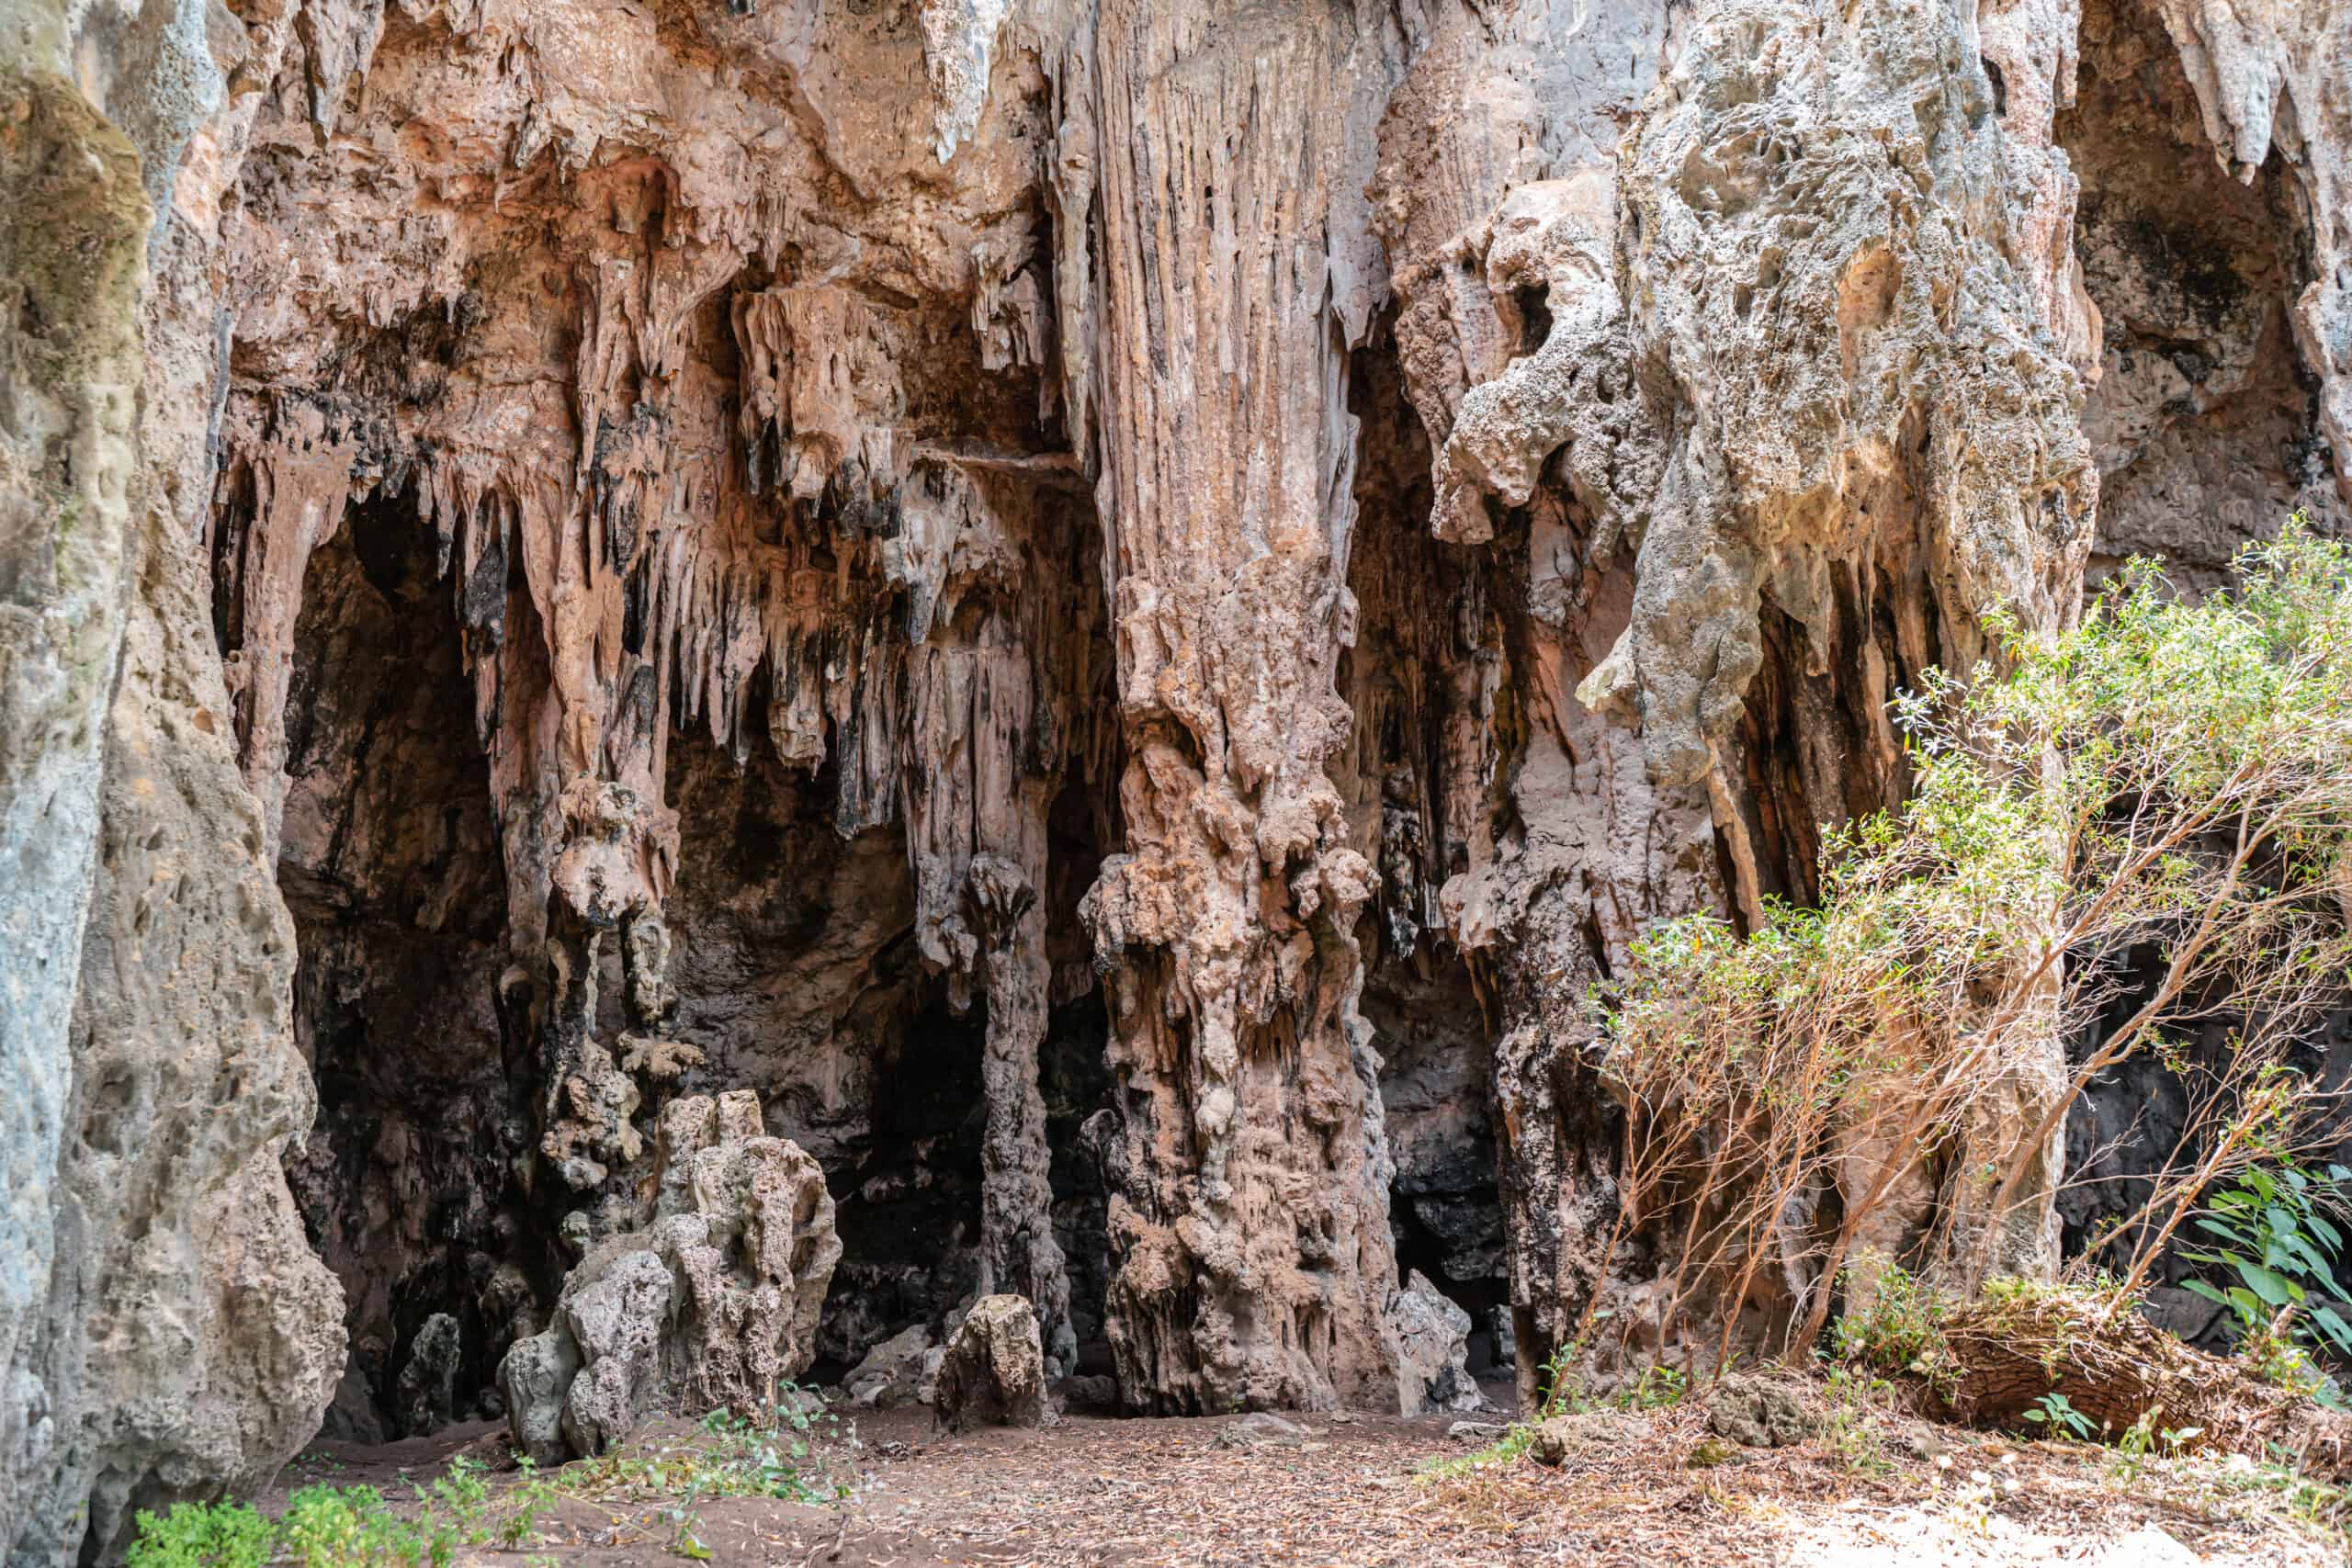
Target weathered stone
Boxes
[317,1367,388,1448]
[933,1294,1049,1435]
[500,1094,840,1462]
[1215,1413,1311,1451]
[1393,1272,1488,1416]
[1705,1376,1820,1450]
[844,1323,938,1411]
[395,1314,462,1438]
[1056,1375,1118,1414]
[1527,1410,1641,1468]
[13,2,2352,1549]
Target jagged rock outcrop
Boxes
[500,1091,839,1463]
[5,5,347,1561]
[10,0,2352,1548]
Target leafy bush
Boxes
[1831,1258,1951,1381]
[278,1484,451,1568]
[2183,1163,2352,1364]
[1591,523,2352,1357]
[125,1500,274,1568]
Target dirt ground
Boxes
[266,1392,2349,1568]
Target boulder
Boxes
[1216,1412,1309,1450]
[1704,1375,1818,1449]
[317,1366,389,1446]
[1392,1270,1487,1415]
[499,1091,841,1461]
[1529,1409,1640,1466]
[843,1322,938,1409]
[933,1294,1049,1433]
[1056,1373,1119,1413]
[396,1314,462,1436]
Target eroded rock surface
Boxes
[500,1092,840,1462]
[933,1293,1049,1434]
[9,0,2352,1549]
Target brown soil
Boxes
[264,1393,2345,1568]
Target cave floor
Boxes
[271,1398,2341,1568]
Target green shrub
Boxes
[1831,1259,1951,1381]
[1595,522,2352,1350]
[279,1483,451,1568]
[124,1500,274,1568]
[2183,1161,2352,1402]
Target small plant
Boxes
[2021,1391,2095,1440]
[423,1456,490,1546]
[2107,1409,2201,1487]
[2183,1163,2352,1402]
[125,1500,274,1568]
[662,1499,712,1562]
[279,1482,456,1568]
[1616,1363,1689,1411]
[1416,1338,1591,1479]
[1831,1260,1953,1385]
[1820,1365,1893,1476]
[498,1456,559,1551]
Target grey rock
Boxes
[1056,1374,1118,1413]
[1392,1270,1489,1416]
[317,1367,388,1447]
[499,1093,840,1462]
[396,1314,462,1438]
[843,1323,937,1410]
[1216,1413,1310,1450]
[1528,1410,1640,1467]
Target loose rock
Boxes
[499,1092,840,1461]
[933,1294,1050,1433]
[1704,1376,1819,1450]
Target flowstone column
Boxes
[1070,0,1408,1415]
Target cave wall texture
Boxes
[4,0,2350,1558]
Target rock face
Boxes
[500,1091,840,1462]
[933,1295,1050,1434]
[9,0,2352,1550]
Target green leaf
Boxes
[2310,1304,2352,1358]
[2194,1217,2253,1247]
[2242,1262,2303,1308]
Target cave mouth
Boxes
[1344,310,1516,1378]
[273,483,529,1439]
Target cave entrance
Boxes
[1343,311,1516,1380]
[655,641,1122,1401]
[272,481,525,1442]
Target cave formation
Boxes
[6,0,2352,1560]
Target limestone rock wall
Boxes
[4,4,346,1562]
[6,0,2352,1549]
